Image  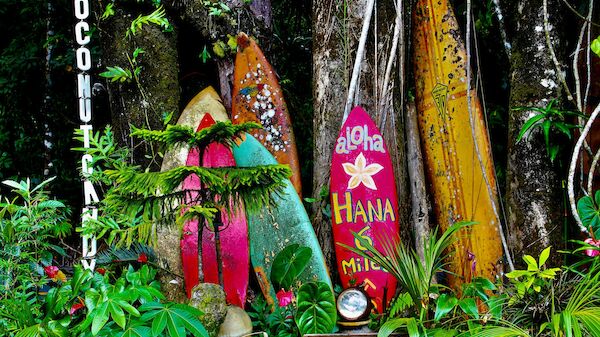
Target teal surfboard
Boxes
[232,134,332,305]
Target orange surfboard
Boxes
[232,32,302,196]
[413,0,503,288]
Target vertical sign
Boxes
[74,0,98,270]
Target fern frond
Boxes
[96,243,157,265]
[127,6,170,36]
[130,121,261,151]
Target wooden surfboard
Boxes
[232,32,302,196]
[181,113,249,307]
[413,0,503,288]
[330,106,399,312]
[232,134,332,306]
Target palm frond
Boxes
[130,121,261,151]
[339,221,472,315]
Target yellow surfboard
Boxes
[413,0,503,288]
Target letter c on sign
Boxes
[75,21,90,45]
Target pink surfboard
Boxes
[330,106,400,312]
[181,114,249,307]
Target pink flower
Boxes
[584,238,600,257]
[137,253,148,263]
[44,266,59,279]
[276,289,294,307]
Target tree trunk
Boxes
[504,0,566,266]
[98,5,180,169]
[312,0,409,282]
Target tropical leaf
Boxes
[99,66,132,83]
[139,302,208,337]
[295,282,336,335]
[270,244,312,290]
[434,293,458,322]
[577,190,600,234]
[378,317,419,337]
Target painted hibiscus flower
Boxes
[276,289,294,307]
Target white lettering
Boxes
[82,154,93,175]
[75,21,90,45]
[83,180,99,205]
[76,47,91,71]
[74,0,89,20]
[80,124,93,147]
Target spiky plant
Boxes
[78,121,291,248]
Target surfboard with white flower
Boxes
[330,106,399,312]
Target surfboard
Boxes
[330,106,399,312]
[181,113,249,307]
[160,86,249,305]
[232,32,302,196]
[413,0,503,288]
[232,134,332,306]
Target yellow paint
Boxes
[413,0,503,289]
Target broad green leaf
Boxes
[295,282,336,335]
[592,36,600,57]
[523,255,538,271]
[578,191,600,233]
[539,246,551,266]
[505,270,530,279]
[486,295,505,319]
[99,66,132,83]
[458,298,479,319]
[434,293,458,322]
[120,325,152,337]
[92,302,110,335]
[270,244,312,290]
[109,301,126,329]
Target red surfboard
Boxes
[330,106,399,312]
[181,114,249,307]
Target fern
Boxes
[130,121,261,151]
[127,6,170,37]
[95,243,157,265]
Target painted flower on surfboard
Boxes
[342,152,383,190]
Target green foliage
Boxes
[73,126,129,185]
[100,66,133,83]
[202,0,231,17]
[130,122,261,152]
[127,6,170,37]
[513,99,584,162]
[577,190,600,236]
[76,120,289,248]
[340,221,471,318]
[294,282,336,335]
[0,177,71,314]
[505,247,561,303]
[95,243,157,266]
[270,244,312,291]
[199,46,211,63]
[591,35,600,57]
[247,296,297,337]
[5,264,208,337]
[101,3,115,20]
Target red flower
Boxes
[276,289,294,307]
[44,266,59,279]
[96,268,106,275]
[137,253,148,263]
[69,299,85,315]
[584,238,600,257]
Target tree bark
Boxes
[312,0,409,281]
[504,0,566,266]
[98,5,180,169]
